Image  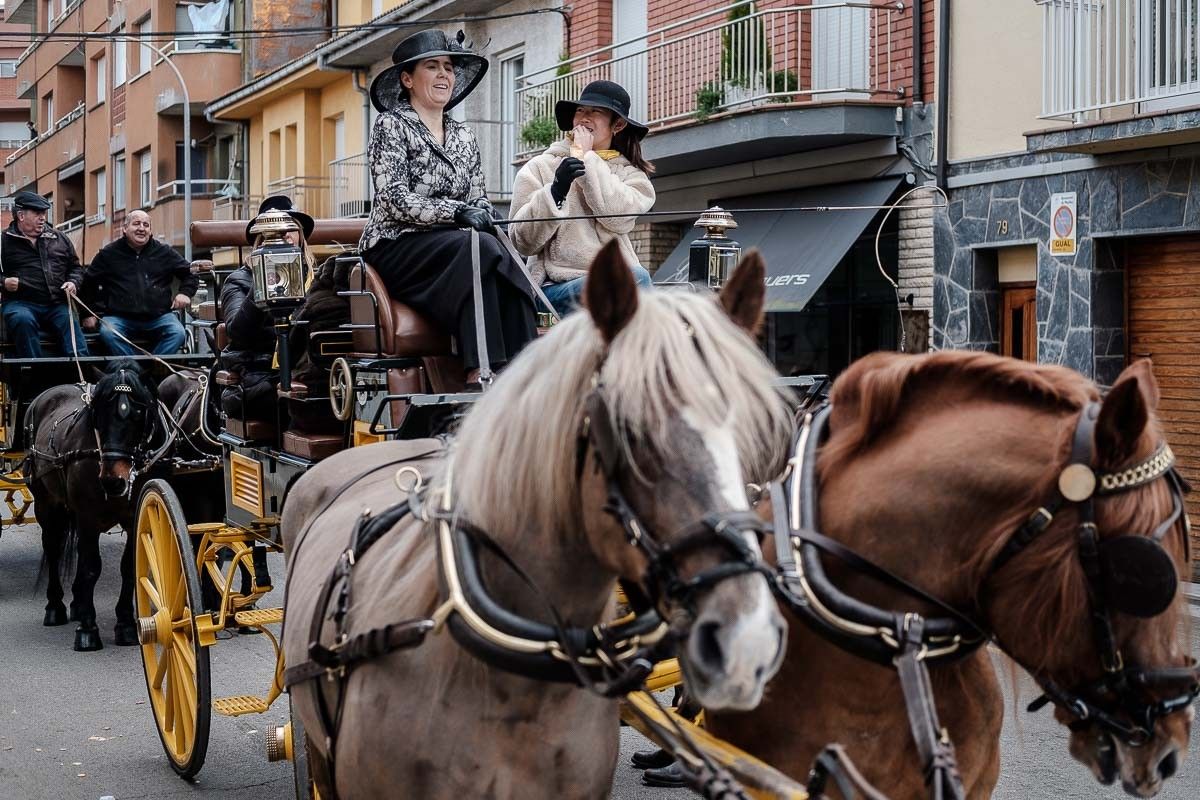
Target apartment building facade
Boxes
[2,0,253,260]
[937,0,1200,567]
[0,9,34,203]
[542,0,938,377]
[205,0,564,256]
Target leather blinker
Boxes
[1099,535,1179,619]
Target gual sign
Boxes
[1050,192,1077,256]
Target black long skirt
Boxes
[363,229,537,370]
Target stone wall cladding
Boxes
[933,155,1200,380]
[898,193,934,312]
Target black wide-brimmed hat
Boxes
[245,195,315,244]
[555,80,649,141]
[369,29,489,114]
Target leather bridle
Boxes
[578,384,774,615]
[773,401,1199,800]
[982,402,1199,748]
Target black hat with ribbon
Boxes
[245,195,315,244]
[555,80,649,141]
[369,29,489,114]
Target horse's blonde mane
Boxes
[443,289,794,537]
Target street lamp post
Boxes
[115,36,193,261]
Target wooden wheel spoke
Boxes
[173,631,197,676]
[138,576,163,611]
[140,531,165,590]
[151,645,170,692]
[173,648,198,717]
[163,650,177,734]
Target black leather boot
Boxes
[642,760,687,788]
[630,748,675,770]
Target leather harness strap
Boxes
[468,229,492,384]
[893,615,966,800]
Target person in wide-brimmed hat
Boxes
[219,195,316,420]
[358,29,537,387]
[509,80,656,316]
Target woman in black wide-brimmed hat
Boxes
[509,80,656,316]
[358,29,536,385]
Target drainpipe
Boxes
[935,0,950,190]
[912,0,923,105]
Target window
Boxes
[499,52,524,194]
[175,141,207,191]
[113,33,127,87]
[43,93,54,128]
[134,19,151,76]
[0,61,16,78]
[94,168,107,219]
[94,54,107,104]
[113,155,126,212]
[138,149,152,207]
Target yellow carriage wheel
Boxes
[135,479,212,779]
[290,695,320,799]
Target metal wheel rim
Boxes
[329,358,353,422]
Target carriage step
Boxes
[233,607,283,627]
[213,695,271,717]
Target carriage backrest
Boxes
[346,264,451,358]
[188,219,367,249]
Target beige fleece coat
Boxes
[509,140,655,285]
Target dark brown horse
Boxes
[26,360,166,650]
[708,352,1195,799]
[281,245,796,799]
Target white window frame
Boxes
[0,60,16,78]
[134,18,151,77]
[138,150,152,208]
[499,51,525,195]
[94,167,107,220]
[95,54,106,104]
[113,155,126,212]
[114,33,127,87]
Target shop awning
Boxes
[653,177,904,312]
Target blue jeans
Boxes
[99,313,186,356]
[2,300,90,358]
[541,265,653,316]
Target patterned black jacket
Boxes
[358,101,492,252]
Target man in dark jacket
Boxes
[0,191,89,358]
[82,209,197,355]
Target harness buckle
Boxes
[1103,649,1125,674]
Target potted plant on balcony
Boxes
[721,2,772,108]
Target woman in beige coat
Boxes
[509,80,655,314]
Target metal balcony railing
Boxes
[329,155,370,218]
[468,120,517,200]
[156,179,235,199]
[267,175,331,218]
[516,1,904,157]
[1041,0,1200,119]
[54,102,85,131]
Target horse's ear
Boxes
[719,249,766,334]
[585,239,639,343]
[1096,360,1159,465]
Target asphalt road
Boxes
[1,522,1198,800]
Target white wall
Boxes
[947,1,1044,162]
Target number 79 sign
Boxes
[1050,192,1077,256]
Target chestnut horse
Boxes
[708,352,1196,799]
[281,244,795,799]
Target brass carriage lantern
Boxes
[688,207,741,290]
[248,209,309,311]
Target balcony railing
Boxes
[517,1,903,156]
[329,154,369,218]
[156,179,235,199]
[267,175,332,219]
[467,120,517,200]
[1041,0,1200,119]
[210,194,259,222]
[55,101,85,131]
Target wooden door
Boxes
[1000,286,1037,362]
[1127,236,1200,577]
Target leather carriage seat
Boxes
[281,430,342,461]
[348,264,453,358]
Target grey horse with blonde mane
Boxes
[280,242,795,799]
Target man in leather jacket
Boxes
[0,191,89,358]
[82,209,197,355]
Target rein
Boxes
[772,401,1200,799]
